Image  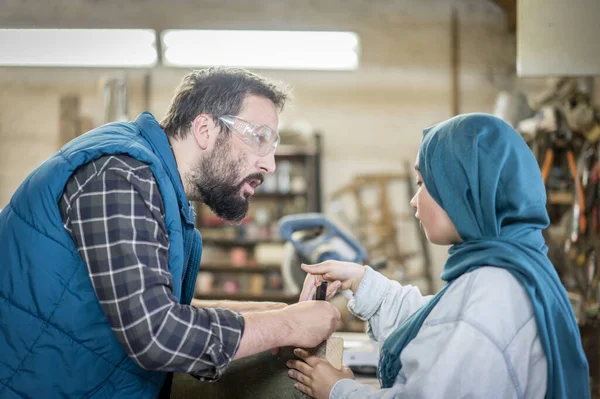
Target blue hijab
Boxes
[377,113,589,398]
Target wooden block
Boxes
[171,337,345,399]
[310,336,344,370]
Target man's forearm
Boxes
[192,299,287,313]
[233,309,291,359]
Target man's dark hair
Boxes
[160,67,290,139]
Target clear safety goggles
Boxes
[219,115,280,156]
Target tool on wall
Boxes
[571,143,600,310]
[512,77,600,396]
[539,109,587,241]
[518,78,600,321]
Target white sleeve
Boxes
[330,320,518,399]
[348,266,433,343]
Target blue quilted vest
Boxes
[0,112,202,398]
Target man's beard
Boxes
[187,136,263,223]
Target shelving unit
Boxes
[193,131,322,303]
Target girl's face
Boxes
[410,153,462,246]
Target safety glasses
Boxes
[219,115,280,156]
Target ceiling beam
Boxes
[490,0,516,32]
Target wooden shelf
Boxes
[200,264,281,273]
[195,291,298,303]
[201,238,284,247]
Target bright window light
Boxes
[162,30,359,71]
[0,29,157,67]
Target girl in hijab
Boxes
[286,113,590,399]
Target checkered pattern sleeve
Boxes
[58,155,244,380]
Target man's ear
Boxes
[191,114,211,150]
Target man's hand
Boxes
[287,348,355,399]
[299,261,367,302]
[260,302,288,311]
[234,300,340,360]
[280,301,341,348]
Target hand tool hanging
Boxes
[540,108,587,241]
[583,145,600,307]
[571,129,600,309]
[579,142,600,234]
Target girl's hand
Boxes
[286,348,355,399]
[299,261,366,302]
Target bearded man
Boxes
[0,67,340,398]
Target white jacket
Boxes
[330,266,547,399]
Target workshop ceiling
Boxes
[0,0,512,89]
[1,0,506,30]
[488,0,516,32]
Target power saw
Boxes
[278,213,367,295]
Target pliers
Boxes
[540,127,587,237]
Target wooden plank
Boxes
[548,190,574,205]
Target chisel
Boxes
[315,281,328,301]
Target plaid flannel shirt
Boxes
[58,154,244,380]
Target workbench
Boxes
[170,349,380,398]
